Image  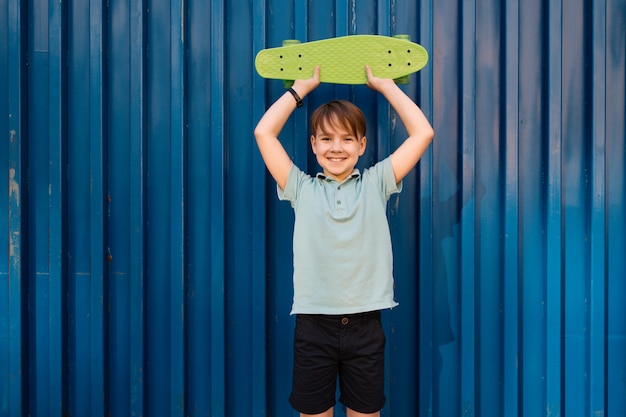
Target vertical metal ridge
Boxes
[88,1,106,415]
[334,0,350,99]
[128,1,147,416]
[45,0,67,415]
[561,0,589,414]
[418,0,436,415]
[588,1,607,415]
[546,0,563,415]
[293,0,309,166]
[251,0,268,415]
[605,0,626,414]
[3,1,26,415]
[145,0,176,413]
[460,0,477,414]
[503,0,521,414]
[67,0,89,410]
[375,0,392,161]
[169,0,186,415]
[209,0,226,415]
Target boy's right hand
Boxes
[254,66,321,191]
[291,66,321,98]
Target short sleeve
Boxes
[277,163,310,208]
[364,157,403,200]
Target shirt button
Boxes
[341,317,349,325]
[337,200,342,205]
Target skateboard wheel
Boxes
[393,34,411,84]
[282,40,301,88]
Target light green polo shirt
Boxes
[278,157,402,315]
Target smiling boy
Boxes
[254,65,434,417]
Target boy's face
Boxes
[310,120,366,182]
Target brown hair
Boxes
[310,100,366,140]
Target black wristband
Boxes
[287,87,304,108]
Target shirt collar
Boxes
[316,169,361,184]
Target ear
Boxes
[358,136,367,156]
[310,135,317,154]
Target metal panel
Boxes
[1,0,625,416]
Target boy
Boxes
[254,65,434,417]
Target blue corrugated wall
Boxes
[1,0,625,416]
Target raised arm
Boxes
[254,67,321,190]
[365,65,434,183]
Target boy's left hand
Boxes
[365,65,396,92]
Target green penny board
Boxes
[255,35,428,85]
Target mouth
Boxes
[327,156,346,162]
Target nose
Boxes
[330,138,342,151]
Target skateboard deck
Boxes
[255,35,428,85]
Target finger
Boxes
[313,65,321,79]
[364,65,376,88]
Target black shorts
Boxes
[289,310,386,415]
